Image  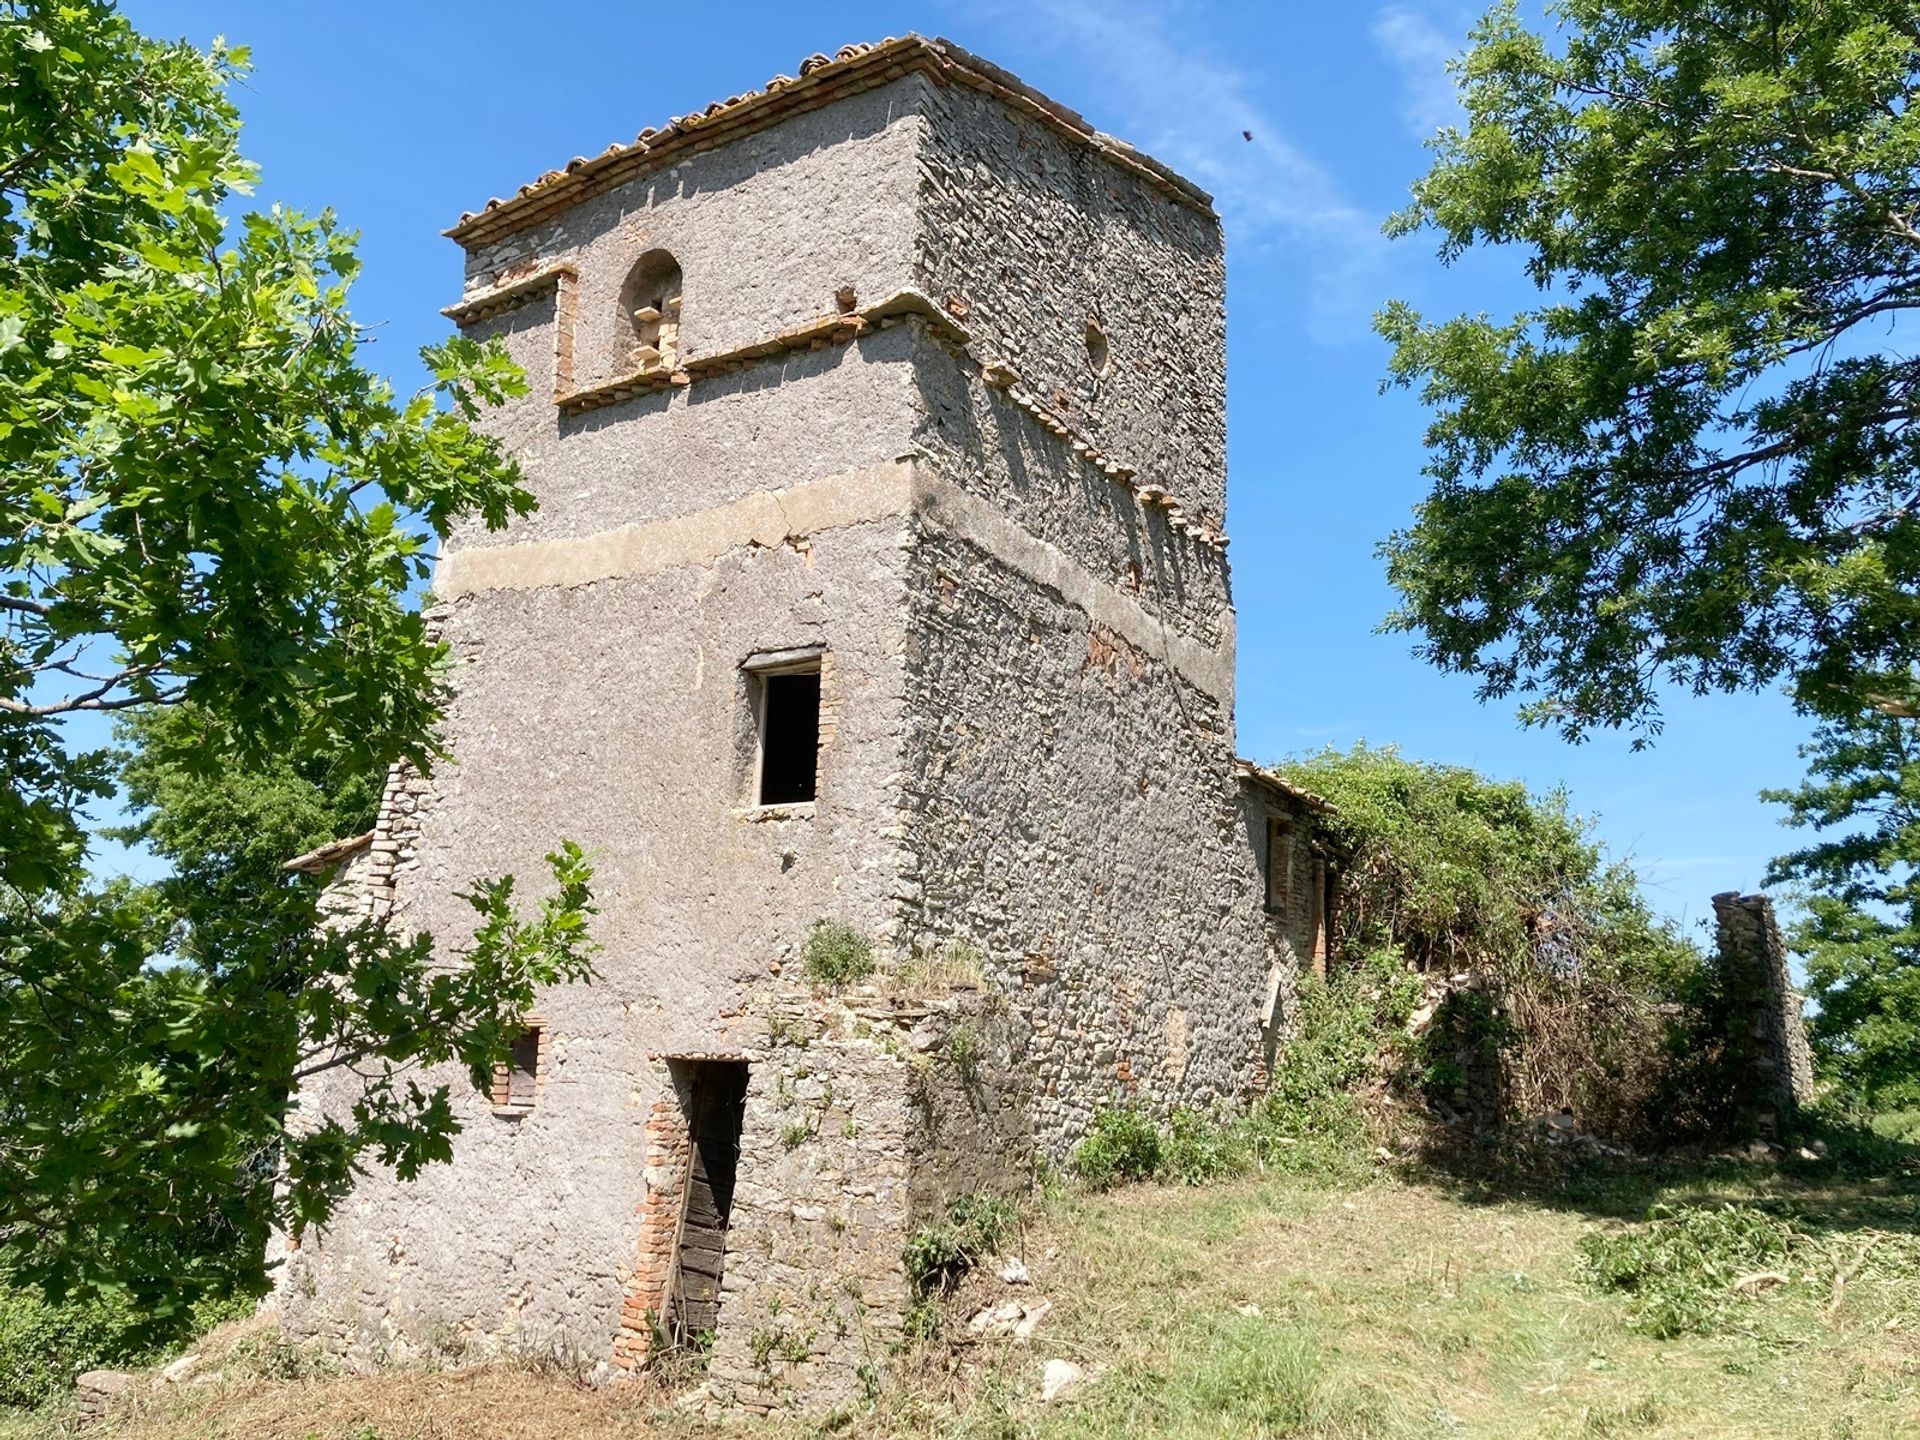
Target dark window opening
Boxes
[668,1060,748,1345]
[757,668,821,806]
[491,1024,543,1111]
[1310,858,1331,977]
[1084,319,1110,375]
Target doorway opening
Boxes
[665,1059,749,1346]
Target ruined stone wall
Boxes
[700,987,1027,1413]
[896,525,1267,1153]
[909,342,1233,655]
[1238,784,1326,1079]
[286,43,1268,1400]
[1711,891,1818,1136]
[445,79,929,551]
[455,77,927,357]
[913,78,1227,528]
[890,202,1264,1144]
[453,311,928,551]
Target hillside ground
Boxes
[9,1143,1917,1440]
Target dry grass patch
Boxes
[9,1164,1918,1440]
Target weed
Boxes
[225,1324,332,1383]
[780,1121,810,1152]
[1072,1103,1163,1190]
[897,938,987,992]
[776,1327,816,1364]
[1160,1105,1254,1185]
[901,1300,941,1342]
[801,920,875,988]
[947,1020,981,1086]
[766,1011,810,1048]
[1579,1203,1801,1336]
[902,1193,1017,1296]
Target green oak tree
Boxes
[1,1,595,1319]
[1764,704,1920,1112]
[1379,0,1920,738]
[1381,0,1920,1106]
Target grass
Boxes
[12,1144,1916,1440]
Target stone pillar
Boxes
[1711,892,1817,1135]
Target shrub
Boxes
[947,1020,981,1086]
[1073,1104,1163,1189]
[1277,745,1710,1139]
[799,920,874,988]
[902,1193,1017,1296]
[0,1281,249,1408]
[1160,1107,1253,1185]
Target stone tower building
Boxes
[279,36,1329,1411]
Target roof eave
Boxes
[445,34,1215,252]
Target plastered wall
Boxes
[283,49,1305,1404]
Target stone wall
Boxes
[896,522,1273,1153]
[913,76,1227,527]
[702,986,1026,1414]
[455,75,926,430]
[1711,891,1818,1136]
[282,38,1297,1409]
[280,500,918,1376]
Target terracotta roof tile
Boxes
[1234,759,1335,815]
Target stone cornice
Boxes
[550,289,970,418]
[442,281,1229,556]
[439,264,576,327]
[445,35,1215,251]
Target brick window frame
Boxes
[1265,816,1294,921]
[489,1016,550,1116]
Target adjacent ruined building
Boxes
[277,36,1333,1411]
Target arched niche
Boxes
[617,249,683,373]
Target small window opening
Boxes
[754,663,821,806]
[1265,817,1293,921]
[1084,319,1110,376]
[667,1060,748,1345]
[618,248,683,374]
[490,1024,544,1111]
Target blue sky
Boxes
[119,0,1813,938]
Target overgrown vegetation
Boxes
[33,1144,1919,1440]
[1071,1106,1162,1190]
[1279,744,1720,1142]
[0,0,601,1365]
[0,1284,247,1409]
[798,921,875,988]
[902,1193,1017,1297]
[1075,957,1412,1191]
[1378,0,1920,1135]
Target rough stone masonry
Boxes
[276,35,1332,1411]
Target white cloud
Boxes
[1370,4,1465,138]
[937,0,1390,346]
